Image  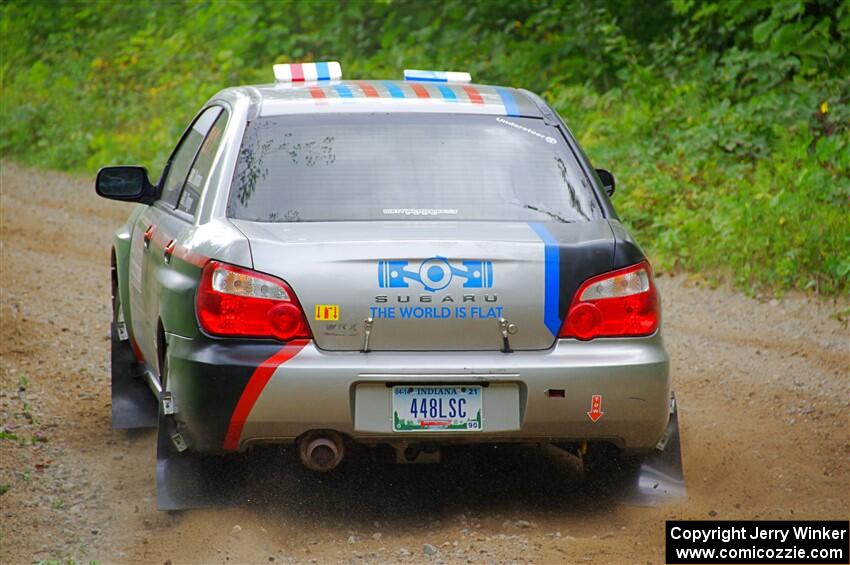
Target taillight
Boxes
[559,261,659,340]
[196,261,311,342]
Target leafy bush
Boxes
[1,0,847,293]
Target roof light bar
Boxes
[403,69,472,83]
[273,61,342,83]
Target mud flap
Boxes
[110,323,157,429]
[619,394,686,506]
[156,405,254,510]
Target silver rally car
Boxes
[97,63,683,509]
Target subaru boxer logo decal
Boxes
[378,258,494,292]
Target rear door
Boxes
[127,106,224,366]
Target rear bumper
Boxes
[166,332,670,454]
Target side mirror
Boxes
[95,166,156,203]
[595,168,616,197]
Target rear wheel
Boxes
[157,325,169,393]
[161,349,168,392]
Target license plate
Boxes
[392,385,483,432]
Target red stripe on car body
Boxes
[463,86,484,104]
[359,82,379,97]
[172,244,208,268]
[411,84,430,99]
[146,226,208,268]
[129,335,145,362]
[222,339,309,450]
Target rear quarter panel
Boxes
[609,219,648,269]
[158,218,253,340]
[113,205,147,338]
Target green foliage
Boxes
[1,0,848,293]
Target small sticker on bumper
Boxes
[587,394,604,422]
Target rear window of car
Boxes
[227,113,602,223]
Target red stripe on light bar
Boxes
[222,339,309,451]
[411,84,430,99]
[309,87,326,99]
[463,86,484,104]
[290,63,305,82]
[359,82,379,97]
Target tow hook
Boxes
[499,317,517,353]
[361,317,374,353]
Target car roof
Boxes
[215,80,544,119]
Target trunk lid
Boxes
[230,220,615,351]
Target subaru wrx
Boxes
[97,63,681,508]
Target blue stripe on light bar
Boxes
[404,70,447,82]
[315,62,330,80]
[437,85,457,102]
[496,87,520,117]
[334,84,353,98]
[383,81,405,98]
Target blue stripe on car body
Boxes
[529,222,561,336]
[383,81,405,98]
[334,84,354,98]
[496,87,520,117]
[437,85,457,102]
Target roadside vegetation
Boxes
[2,0,848,294]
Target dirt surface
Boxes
[1,161,848,564]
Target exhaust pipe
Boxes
[297,430,344,472]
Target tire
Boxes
[160,342,168,393]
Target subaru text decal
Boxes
[378,258,494,292]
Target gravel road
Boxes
[1,162,847,564]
